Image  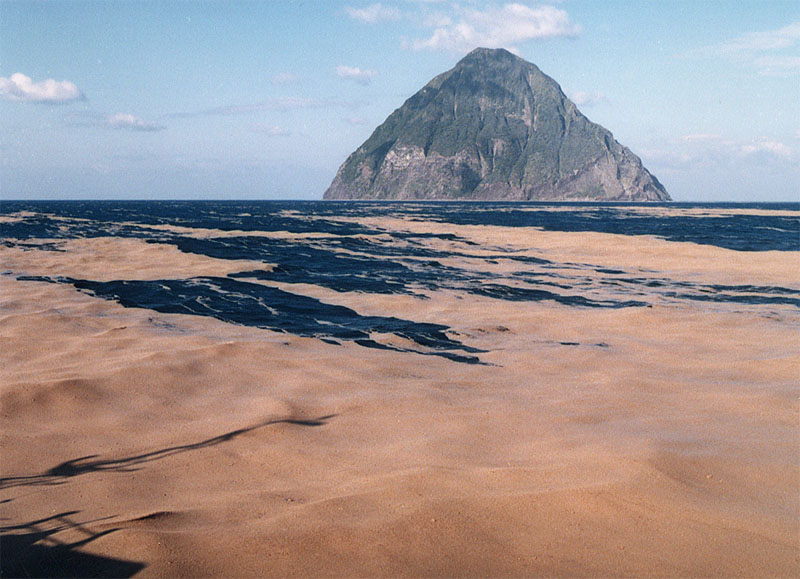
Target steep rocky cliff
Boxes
[324,48,669,201]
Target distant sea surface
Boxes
[2,201,798,364]
[2,201,799,251]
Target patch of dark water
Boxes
[467,283,647,308]
[17,275,484,364]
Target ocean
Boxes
[2,200,798,365]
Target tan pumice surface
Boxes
[2,208,798,577]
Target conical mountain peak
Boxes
[324,50,669,201]
[462,46,518,61]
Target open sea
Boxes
[2,201,799,365]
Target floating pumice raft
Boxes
[1,201,798,577]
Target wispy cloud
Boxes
[169,97,363,118]
[691,21,800,76]
[715,22,800,56]
[409,3,580,52]
[345,3,401,24]
[0,73,84,103]
[65,111,165,131]
[336,65,378,85]
[107,113,165,132]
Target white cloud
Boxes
[692,21,800,76]
[336,65,378,85]
[569,91,607,107]
[0,72,83,103]
[410,3,580,52]
[345,3,401,23]
[740,139,794,158]
[107,113,165,131]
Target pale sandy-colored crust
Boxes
[2,210,798,577]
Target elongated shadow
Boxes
[0,511,145,578]
[0,414,336,491]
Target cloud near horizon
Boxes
[409,3,581,52]
[335,65,378,85]
[643,133,796,171]
[0,73,84,103]
[682,133,794,157]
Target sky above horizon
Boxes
[1,1,798,202]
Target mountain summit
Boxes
[324,48,669,201]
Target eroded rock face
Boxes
[324,48,670,202]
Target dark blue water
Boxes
[3,201,798,363]
[2,200,798,251]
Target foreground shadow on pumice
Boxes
[0,511,146,578]
[0,414,337,491]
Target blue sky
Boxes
[1,1,798,201]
